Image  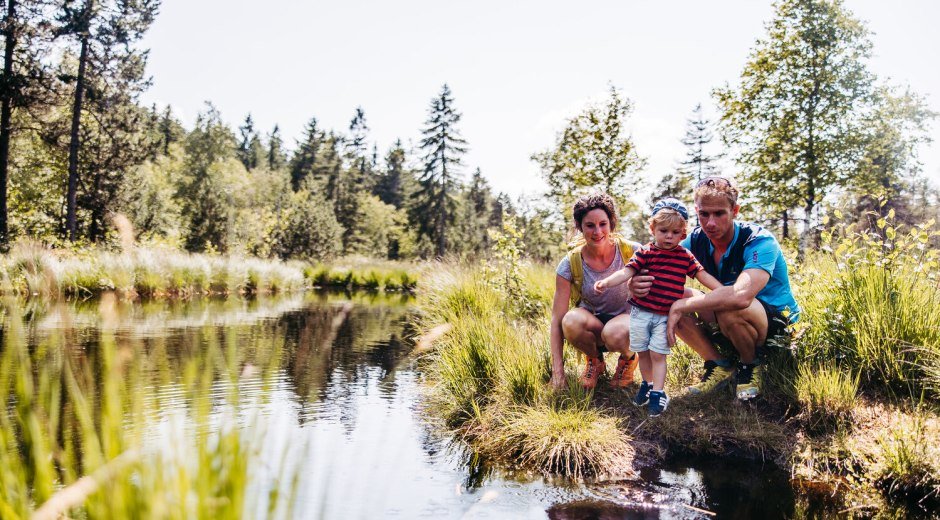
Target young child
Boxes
[594,198,721,416]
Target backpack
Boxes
[566,233,637,308]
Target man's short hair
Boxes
[694,176,739,208]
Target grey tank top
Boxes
[556,247,632,316]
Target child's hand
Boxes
[593,280,607,294]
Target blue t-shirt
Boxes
[681,222,800,322]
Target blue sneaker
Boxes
[648,390,670,417]
[633,381,652,407]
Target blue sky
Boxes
[140,0,940,199]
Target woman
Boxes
[550,192,644,390]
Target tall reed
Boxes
[0,296,300,518]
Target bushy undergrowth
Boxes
[797,213,940,401]
[417,246,632,477]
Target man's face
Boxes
[694,195,739,243]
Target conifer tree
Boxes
[267,124,286,170]
[237,114,264,170]
[374,139,410,208]
[651,104,722,207]
[679,103,721,182]
[0,0,53,247]
[55,0,160,241]
[413,84,467,258]
[290,117,322,191]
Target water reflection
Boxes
[0,293,891,518]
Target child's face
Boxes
[651,223,687,250]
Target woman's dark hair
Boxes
[572,192,618,231]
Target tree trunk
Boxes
[66,35,89,241]
[781,209,789,239]
[0,0,17,249]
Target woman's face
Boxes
[579,208,612,247]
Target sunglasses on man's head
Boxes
[695,176,733,189]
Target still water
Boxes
[17,292,838,519]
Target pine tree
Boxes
[679,103,721,182]
[290,117,322,191]
[267,124,286,170]
[54,0,160,241]
[412,84,468,258]
[0,0,53,247]
[651,104,722,207]
[237,114,264,170]
[374,139,410,209]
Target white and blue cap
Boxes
[651,198,689,220]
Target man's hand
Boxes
[593,279,608,294]
[628,269,654,298]
[666,305,683,347]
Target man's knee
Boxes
[674,314,702,337]
[716,305,763,344]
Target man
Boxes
[659,176,799,400]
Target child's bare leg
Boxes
[637,351,652,383]
[650,351,668,391]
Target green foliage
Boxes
[482,219,546,319]
[179,103,245,253]
[532,85,646,217]
[118,142,186,244]
[716,0,876,246]
[268,189,342,261]
[875,412,940,505]
[798,211,940,399]
[795,363,859,432]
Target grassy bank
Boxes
[0,242,418,298]
[413,219,940,513]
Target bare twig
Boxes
[33,448,141,520]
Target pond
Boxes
[3,292,855,518]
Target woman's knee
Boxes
[561,309,590,337]
[600,320,630,350]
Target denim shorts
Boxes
[629,306,670,355]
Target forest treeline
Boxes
[0,0,938,263]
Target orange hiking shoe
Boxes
[580,356,605,389]
[610,353,638,388]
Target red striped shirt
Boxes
[627,243,702,315]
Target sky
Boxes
[139,0,940,200]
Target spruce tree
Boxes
[290,117,322,191]
[267,124,286,170]
[413,84,467,258]
[237,114,264,170]
[651,104,722,206]
[374,139,410,208]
